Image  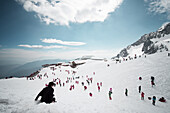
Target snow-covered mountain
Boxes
[115,22,170,58]
[0,51,170,113]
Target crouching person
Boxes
[159,97,166,103]
[35,82,56,104]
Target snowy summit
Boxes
[115,22,170,59]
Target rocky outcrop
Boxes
[117,48,128,58]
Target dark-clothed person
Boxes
[35,82,56,104]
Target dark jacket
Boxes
[109,91,112,96]
[35,86,54,103]
[153,96,156,101]
[151,76,154,82]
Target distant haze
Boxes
[0,59,69,79]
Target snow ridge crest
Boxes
[115,22,170,58]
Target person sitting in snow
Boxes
[89,92,93,97]
[139,77,142,80]
[84,86,87,90]
[159,97,166,103]
[35,82,56,104]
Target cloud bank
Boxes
[0,48,120,64]
[18,44,67,49]
[16,0,123,25]
[41,38,86,46]
[145,0,170,20]
[18,39,85,49]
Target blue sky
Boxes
[0,0,169,65]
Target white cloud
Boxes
[0,48,120,64]
[18,44,68,49]
[16,0,123,25]
[145,0,170,20]
[41,38,86,46]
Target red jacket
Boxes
[141,92,144,97]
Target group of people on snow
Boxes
[34,65,98,104]
[116,54,147,64]
[34,64,167,106]
[124,76,166,106]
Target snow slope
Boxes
[0,52,170,113]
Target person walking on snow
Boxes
[139,86,141,93]
[109,88,113,100]
[82,82,84,86]
[151,76,155,87]
[152,96,156,105]
[90,78,93,83]
[151,76,154,81]
[86,80,90,85]
[125,88,128,96]
[98,85,100,92]
[100,82,102,87]
[141,92,144,100]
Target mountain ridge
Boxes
[115,22,170,58]
[0,59,69,78]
